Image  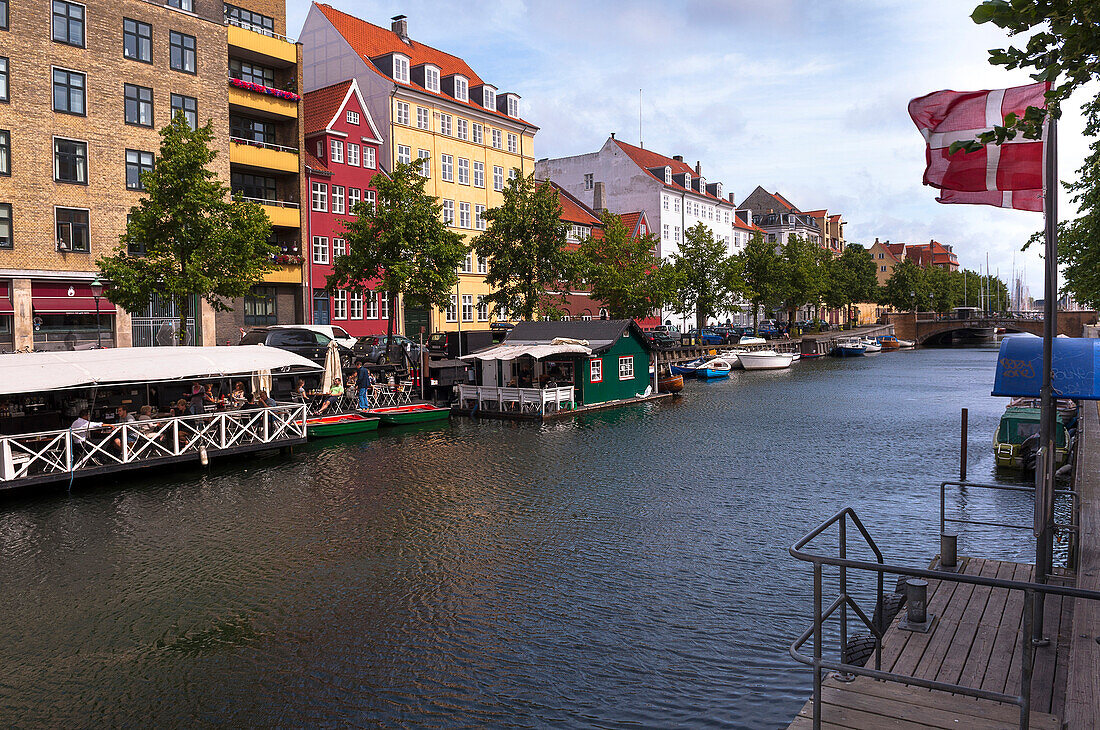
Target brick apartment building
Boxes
[0,0,305,351]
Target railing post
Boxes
[121,424,129,463]
[813,560,823,729]
[1020,588,1034,730]
[220,413,227,449]
[173,418,179,455]
[839,516,848,671]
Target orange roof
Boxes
[304,150,332,176]
[620,212,642,235]
[801,209,827,218]
[303,80,353,136]
[829,214,841,221]
[771,191,800,213]
[611,139,733,205]
[315,4,536,128]
[733,217,764,233]
[545,181,603,227]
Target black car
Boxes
[239,327,333,364]
[643,329,678,349]
[353,334,426,364]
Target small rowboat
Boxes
[306,413,381,438]
[657,373,684,393]
[697,358,733,379]
[370,403,452,425]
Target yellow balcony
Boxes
[227,24,298,66]
[263,263,303,284]
[228,83,298,119]
[253,202,301,228]
[230,138,299,173]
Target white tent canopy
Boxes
[0,346,322,395]
[459,342,591,362]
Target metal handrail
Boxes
[238,196,300,209]
[224,16,295,43]
[229,136,299,154]
[940,479,1079,542]
[788,506,1100,729]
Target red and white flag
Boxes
[908,81,1049,212]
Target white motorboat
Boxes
[896,338,916,348]
[737,350,796,370]
[719,348,749,368]
[860,338,882,353]
[739,335,767,346]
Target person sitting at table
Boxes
[70,409,102,454]
[229,382,247,407]
[112,406,138,453]
[172,399,189,418]
[188,383,204,415]
[257,390,276,407]
[316,379,344,414]
[203,384,218,410]
[295,378,308,403]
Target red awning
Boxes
[31,281,114,314]
[0,281,11,315]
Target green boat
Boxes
[305,413,381,438]
[993,405,1071,470]
[369,404,451,425]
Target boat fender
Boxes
[199,446,209,466]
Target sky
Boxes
[287,0,1092,301]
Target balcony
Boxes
[227,22,298,66]
[263,263,302,284]
[238,197,301,228]
[228,80,298,119]
[230,137,299,174]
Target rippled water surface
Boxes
[0,346,1037,728]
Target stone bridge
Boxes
[886,311,1097,345]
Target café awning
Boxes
[459,341,592,362]
[992,335,1100,400]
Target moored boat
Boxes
[861,338,882,354]
[830,338,866,357]
[877,335,901,351]
[738,336,766,346]
[671,355,711,376]
[657,373,684,393]
[306,413,381,438]
[993,404,1072,470]
[370,403,452,425]
[697,358,733,379]
[896,338,916,348]
[737,350,795,370]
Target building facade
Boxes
[300,4,537,335]
[738,187,824,249]
[868,238,906,286]
[0,0,305,351]
[302,78,388,337]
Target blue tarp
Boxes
[992,335,1100,399]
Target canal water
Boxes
[0,345,1036,728]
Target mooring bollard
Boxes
[899,578,935,632]
[940,532,958,569]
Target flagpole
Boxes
[1033,113,1058,644]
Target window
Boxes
[507,133,518,153]
[674,226,680,243]
[454,76,468,102]
[878,252,885,259]
[124,84,154,126]
[123,18,152,62]
[244,286,277,326]
[397,145,411,165]
[446,295,457,322]
[477,255,486,274]
[125,149,153,190]
[331,185,345,214]
[231,171,275,200]
[476,295,489,321]
[365,190,376,208]
[330,140,343,164]
[509,168,518,181]
[349,291,363,319]
[54,138,87,184]
[364,147,376,169]
[332,290,347,319]
[457,118,468,140]
[475,204,486,231]
[483,87,496,110]
[393,55,409,83]
[395,101,409,126]
[461,294,473,322]
[224,4,274,34]
[416,106,429,130]
[53,1,85,47]
[584,173,593,191]
[880,265,887,272]
[589,358,602,383]
[231,115,274,143]
[418,149,430,177]
[442,199,454,225]
[424,66,440,92]
[0,130,8,176]
[0,57,6,102]
[311,182,328,212]
[662,224,669,240]
[662,195,669,211]
[618,356,634,380]
[230,59,274,87]
[0,0,7,30]
[673,198,680,213]
[365,293,378,319]
[459,202,471,228]
[491,129,502,149]
[440,114,452,136]
[55,208,89,252]
[507,96,519,117]
[53,69,85,115]
[170,31,196,73]
[462,251,472,273]
[170,94,197,129]
[312,236,329,264]
[166,0,194,10]
[664,167,672,185]
[333,237,346,257]
[347,143,360,166]
[379,292,389,320]
[472,161,484,188]
[457,158,469,185]
[472,123,483,144]
[346,110,359,125]
[348,187,361,209]
[0,203,9,248]
[441,154,453,182]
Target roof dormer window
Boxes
[424,65,440,93]
[684,173,691,191]
[483,86,496,110]
[454,75,468,102]
[664,166,672,185]
[716,183,723,200]
[698,177,706,193]
[507,95,519,117]
[393,54,410,83]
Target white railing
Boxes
[0,404,307,483]
[457,385,575,415]
[224,15,296,43]
[238,196,300,209]
[229,136,299,154]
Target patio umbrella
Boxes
[321,339,342,392]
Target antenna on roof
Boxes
[639,89,643,149]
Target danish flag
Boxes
[908,81,1049,212]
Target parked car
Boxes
[642,329,678,349]
[353,334,426,364]
[238,327,333,365]
[684,328,726,345]
[253,324,356,350]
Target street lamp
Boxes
[90,275,103,348]
[929,292,935,320]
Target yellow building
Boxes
[300,5,538,334]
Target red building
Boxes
[302,79,389,336]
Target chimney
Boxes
[593,181,607,213]
[673,155,684,162]
[695,161,702,176]
[610,132,616,140]
[728,193,736,204]
[391,15,408,41]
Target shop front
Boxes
[0,281,13,353]
[30,281,116,351]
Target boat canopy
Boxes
[460,341,592,362]
[0,346,322,395]
[992,335,1100,400]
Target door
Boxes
[404,305,429,340]
[313,290,330,325]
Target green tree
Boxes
[474,174,570,320]
[572,211,672,320]
[923,266,961,314]
[97,115,274,343]
[881,259,925,312]
[738,233,785,331]
[778,235,828,328]
[824,243,879,325]
[328,161,465,350]
[669,222,743,330]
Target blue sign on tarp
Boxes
[992,335,1100,399]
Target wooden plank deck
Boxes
[786,557,1069,729]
